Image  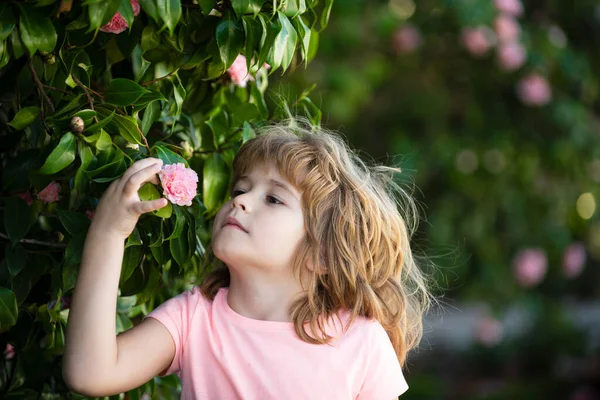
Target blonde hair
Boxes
[200,119,432,366]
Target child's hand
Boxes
[91,157,168,239]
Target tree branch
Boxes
[71,75,99,123]
[0,232,67,249]
[28,59,55,114]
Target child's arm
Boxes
[63,158,175,397]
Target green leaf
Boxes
[8,106,41,130]
[281,0,306,17]
[156,0,181,35]
[139,0,159,22]
[320,0,334,31]
[0,4,16,41]
[141,100,161,134]
[170,227,190,268]
[152,142,188,166]
[37,133,77,175]
[0,287,18,332]
[113,114,144,145]
[87,0,121,32]
[198,0,216,15]
[5,244,28,277]
[105,78,151,107]
[270,11,297,73]
[203,152,229,214]
[292,15,311,66]
[242,16,261,69]
[242,121,256,143]
[57,210,91,235]
[134,90,167,106]
[17,4,57,55]
[10,28,26,59]
[216,19,244,68]
[86,111,116,133]
[231,0,262,18]
[164,205,186,240]
[141,24,160,53]
[120,245,143,283]
[118,0,135,29]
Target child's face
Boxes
[212,162,306,277]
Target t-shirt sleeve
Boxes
[142,286,201,377]
[356,322,409,399]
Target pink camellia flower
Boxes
[11,190,33,206]
[158,163,198,206]
[4,344,15,360]
[461,27,495,57]
[494,0,524,17]
[516,74,552,106]
[497,42,526,71]
[85,209,95,221]
[495,15,520,43]
[562,243,586,278]
[392,25,422,54]
[100,0,141,34]
[474,316,504,347]
[38,181,61,204]
[513,248,547,287]
[227,54,252,88]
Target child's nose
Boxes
[232,193,250,212]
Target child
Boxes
[63,120,432,399]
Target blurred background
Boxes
[272,0,600,398]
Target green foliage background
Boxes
[0,0,327,398]
[278,0,600,398]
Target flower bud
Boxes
[181,141,194,159]
[69,116,85,134]
[44,54,56,65]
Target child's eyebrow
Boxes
[237,175,299,200]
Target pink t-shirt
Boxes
[144,286,408,399]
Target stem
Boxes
[72,75,99,124]
[43,84,71,95]
[135,125,152,156]
[140,71,177,86]
[0,232,67,249]
[28,59,55,114]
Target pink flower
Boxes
[392,25,422,54]
[227,55,252,88]
[495,15,520,43]
[474,316,504,347]
[513,248,547,287]
[11,190,33,206]
[516,74,552,106]
[461,27,495,57]
[85,209,95,221]
[4,344,15,360]
[562,243,586,278]
[100,0,140,34]
[497,42,526,71]
[38,181,61,204]
[494,0,524,17]
[158,163,198,206]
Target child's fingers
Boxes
[134,198,168,215]
[123,161,163,197]
[120,158,162,189]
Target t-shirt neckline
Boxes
[216,288,296,331]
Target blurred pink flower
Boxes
[513,248,547,287]
[392,25,422,54]
[4,344,15,360]
[497,42,526,71]
[461,27,495,57]
[495,15,520,43]
[158,163,198,207]
[38,181,61,204]
[516,74,552,106]
[227,54,252,88]
[474,316,504,347]
[85,209,95,221]
[100,0,141,34]
[562,243,586,278]
[494,0,524,17]
[12,190,33,206]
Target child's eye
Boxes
[266,195,283,205]
[232,189,245,197]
